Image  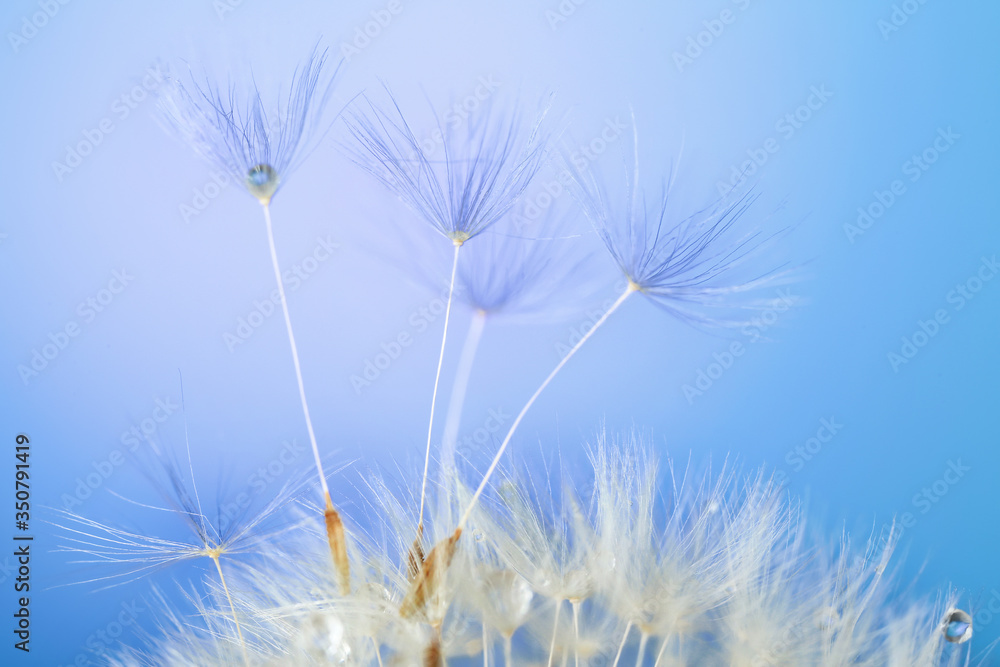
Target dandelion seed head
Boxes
[566,123,795,330]
[76,434,971,665]
[344,89,554,244]
[157,44,338,204]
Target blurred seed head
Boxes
[566,121,797,330]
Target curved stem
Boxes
[653,635,670,667]
[546,599,563,667]
[264,204,348,583]
[419,241,462,530]
[571,600,581,667]
[634,632,649,667]
[612,621,633,667]
[458,286,635,530]
[211,555,249,667]
[262,203,328,499]
[440,309,487,484]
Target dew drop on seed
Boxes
[485,570,533,631]
[303,613,351,662]
[943,609,972,644]
[246,164,280,202]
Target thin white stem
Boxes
[372,636,384,667]
[458,285,636,530]
[653,635,669,667]
[483,621,489,667]
[504,633,513,666]
[262,204,328,499]
[613,620,633,667]
[440,309,487,483]
[571,600,581,667]
[211,555,249,667]
[547,599,563,667]
[419,241,462,530]
[634,631,649,667]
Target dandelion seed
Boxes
[54,443,302,667]
[158,44,338,205]
[158,45,352,580]
[344,89,553,244]
[346,90,554,573]
[453,121,794,550]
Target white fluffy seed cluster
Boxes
[104,435,968,667]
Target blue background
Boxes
[1,0,998,664]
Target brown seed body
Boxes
[324,494,351,595]
[424,626,444,667]
[400,528,462,619]
[407,525,427,582]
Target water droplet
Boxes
[474,530,485,542]
[484,570,533,632]
[302,612,351,662]
[943,609,972,644]
[246,164,279,203]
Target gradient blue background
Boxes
[1,1,998,664]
